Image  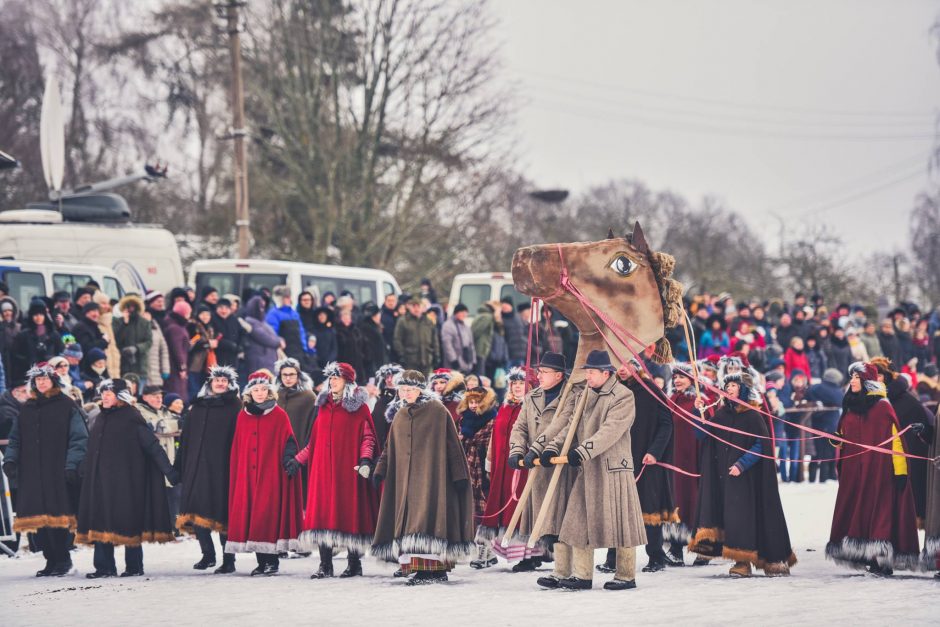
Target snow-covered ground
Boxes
[1,482,936,626]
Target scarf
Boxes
[841,389,883,416]
[543,380,564,407]
[245,398,277,415]
[460,407,497,439]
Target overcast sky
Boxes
[490,0,939,256]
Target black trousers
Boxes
[645,524,665,563]
[93,542,143,574]
[195,526,228,560]
[36,527,72,565]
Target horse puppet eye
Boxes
[608,254,638,277]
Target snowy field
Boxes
[1,482,937,626]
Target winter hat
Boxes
[92,291,110,306]
[197,364,240,398]
[362,302,380,318]
[86,347,107,364]
[144,289,164,304]
[244,369,276,394]
[52,290,71,303]
[501,296,514,306]
[48,355,69,370]
[97,378,135,404]
[62,343,83,360]
[196,304,212,316]
[429,368,453,385]
[463,386,490,405]
[0,300,12,313]
[924,364,938,378]
[375,363,404,384]
[173,300,192,319]
[507,366,527,382]
[274,357,314,391]
[868,356,895,383]
[27,362,63,390]
[27,300,47,318]
[721,371,755,402]
[164,393,183,408]
[766,357,786,372]
[395,369,427,388]
[323,361,357,384]
[822,368,844,386]
[765,371,785,386]
[848,361,886,396]
[141,384,164,396]
[789,368,807,381]
[81,301,99,314]
[453,303,469,315]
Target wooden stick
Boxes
[518,456,568,467]
[682,314,703,400]
[500,377,578,548]
[525,386,590,548]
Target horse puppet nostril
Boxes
[511,245,558,298]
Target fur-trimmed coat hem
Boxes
[13,514,76,534]
[75,530,176,547]
[642,508,680,526]
[176,513,227,534]
[826,538,926,572]
[224,539,300,554]
[370,533,474,562]
[298,529,374,555]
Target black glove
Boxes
[121,345,138,358]
[523,450,538,469]
[894,474,908,492]
[453,478,469,492]
[2,462,15,482]
[65,469,81,486]
[566,448,584,467]
[284,458,302,478]
[539,448,558,468]
[910,423,925,436]
[508,453,524,469]
[372,472,385,488]
[166,469,181,486]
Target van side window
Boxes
[53,274,93,296]
[500,284,529,308]
[383,282,395,297]
[4,271,45,308]
[302,276,375,306]
[102,276,123,300]
[458,284,491,315]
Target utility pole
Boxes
[217,1,250,258]
[892,254,902,305]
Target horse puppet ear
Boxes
[629,221,650,255]
[607,228,615,240]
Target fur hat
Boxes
[97,378,135,404]
[323,361,357,384]
[395,369,426,388]
[848,361,886,395]
[458,386,498,415]
[244,369,276,395]
[721,371,755,403]
[429,368,453,384]
[198,364,239,397]
[274,357,314,391]
[506,366,527,382]
[27,362,63,390]
[822,368,844,386]
[375,363,404,387]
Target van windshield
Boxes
[458,284,491,315]
[196,272,287,302]
[301,276,376,305]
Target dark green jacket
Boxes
[392,312,440,374]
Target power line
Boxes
[525,96,937,142]
[507,66,936,119]
[797,167,928,216]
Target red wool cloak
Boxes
[827,398,921,570]
[668,391,703,544]
[297,387,380,554]
[476,401,524,541]
[225,404,304,554]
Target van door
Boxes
[0,268,46,307]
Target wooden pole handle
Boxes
[518,457,568,467]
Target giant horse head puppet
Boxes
[511,223,684,379]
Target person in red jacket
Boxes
[224,369,304,577]
[783,336,811,379]
[287,362,380,579]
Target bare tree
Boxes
[910,191,940,308]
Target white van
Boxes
[0,209,185,294]
[0,260,130,308]
[189,259,401,306]
[447,272,531,318]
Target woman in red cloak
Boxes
[224,370,303,576]
[288,362,379,579]
[475,368,529,569]
[826,361,921,576]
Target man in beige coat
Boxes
[539,349,646,591]
[509,352,577,580]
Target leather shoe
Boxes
[536,575,560,589]
[193,556,216,570]
[120,569,144,577]
[603,578,637,590]
[85,570,117,579]
[557,576,592,590]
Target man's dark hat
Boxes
[580,349,615,372]
[538,351,566,372]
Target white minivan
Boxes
[447,272,531,318]
[189,259,401,305]
[0,260,130,308]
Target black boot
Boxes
[339,554,363,578]
[393,567,407,578]
[603,578,637,591]
[36,561,55,577]
[558,576,592,590]
[642,560,665,573]
[120,568,145,577]
[663,549,685,567]
[193,555,216,570]
[536,575,561,589]
[808,462,818,483]
[86,570,117,579]
[406,570,448,586]
[214,554,236,574]
[511,557,543,572]
[595,548,616,573]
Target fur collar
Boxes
[384,390,436,423]
[317,385,367,412]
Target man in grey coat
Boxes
[538,349,646,591]
[440,304,476,374]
